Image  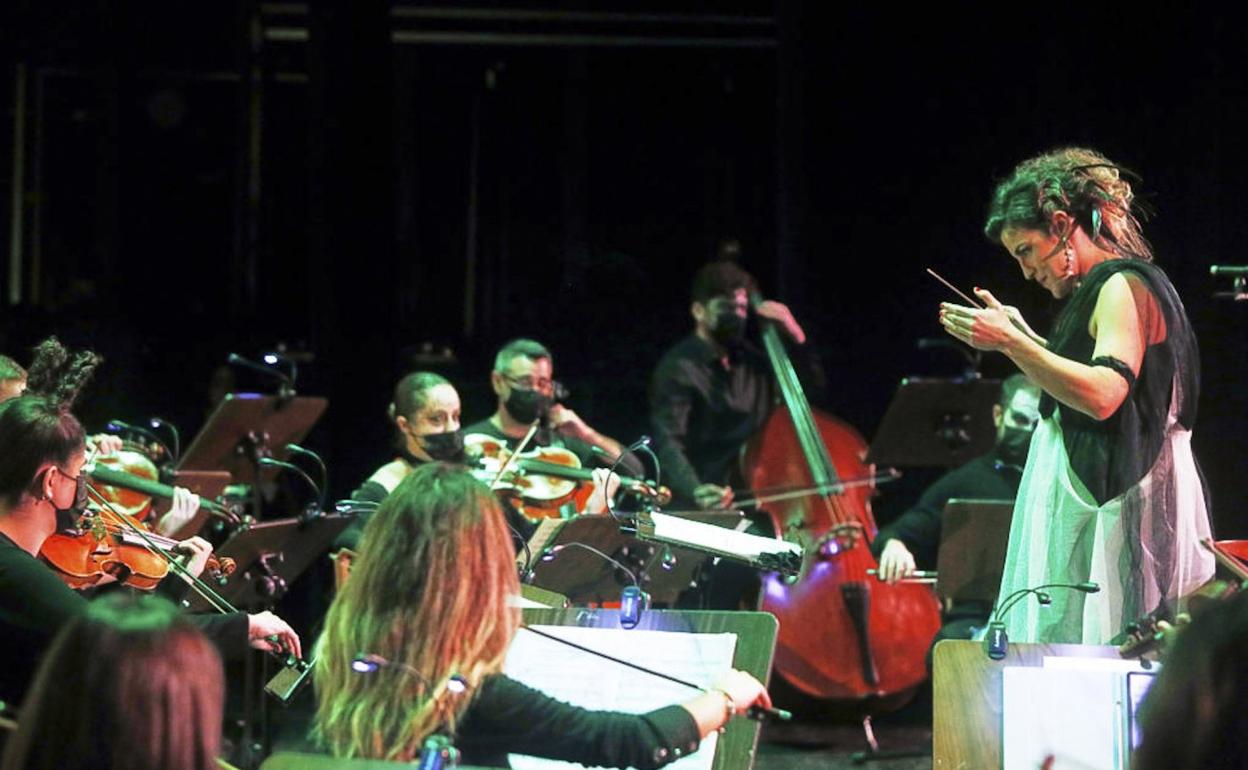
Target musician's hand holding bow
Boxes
[155,486,201,538]
[248,611,303,659]
[877,539,916,584]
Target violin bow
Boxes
[488,421,541,490]
[84,484,237,615]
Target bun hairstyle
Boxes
[388,372,452,448]
[24,336,103,413]
[984,147,1154,262]
[0,337,101,508]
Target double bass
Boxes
[744,297,941,702]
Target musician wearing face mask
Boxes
[649,262,820,511]
[337,372,466,550]
[873,375,1042,586]
[0,343,300,706]
[463,338,644,485]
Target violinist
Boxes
[336,371,466,550]
[313,462,773,767]
[0,346,300,705]
[648,261,821,510]
[3,339,202,537]
[463,338,638,512]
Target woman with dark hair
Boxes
[313,463,771,767]
[336,371,463,550]
[0,592,227,770]
[939,147,1214,643]
[0,340,301,705]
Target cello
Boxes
[744,296,941,703]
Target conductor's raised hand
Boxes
[939,289,1018,352]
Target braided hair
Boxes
[984,147,1153,261]
[0,337,100,507]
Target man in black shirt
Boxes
[648,261,816,510]
[872,374,1041,582]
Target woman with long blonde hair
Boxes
[313,462,770,767]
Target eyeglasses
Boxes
[499,373,554,393]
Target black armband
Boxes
[1090,355,1136,389]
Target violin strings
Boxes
[85,485,236,615]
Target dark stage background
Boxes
[3,2,1248,539]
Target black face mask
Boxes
[419,429,466,463]
[504,388,550,425]
[709,308,746,346]
[53,471,89,532]
[995,425,1034,467]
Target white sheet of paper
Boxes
[1001,666,1126,770]
[504,625,738,770]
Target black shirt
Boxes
[649,334,823,506]
[0,531,249,703]
[869,452,1023,570]
[455,674,701,769]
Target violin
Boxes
[91,444,164,522]
[86,461,242,525]
[40,492,236,591]
[464,433,671,519]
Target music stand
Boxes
[867,377,1001,468]
[934,498,1014,610]
[522,512,743,607]
[152,469,234,540]
[517,607,778,770]
[184,513,355,613]
[177,393,327,483]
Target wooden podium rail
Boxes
[932,639,1123,769]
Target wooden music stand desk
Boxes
[932,640,1123,769]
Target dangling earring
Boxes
[1064,243,1076,278]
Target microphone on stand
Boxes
[539,543,649,628]
[227,353,296,397]
[985,581,1100,659]
[105,419,176,461]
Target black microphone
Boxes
[540,543,648,628]
[148,417,181,461]
[227,353,295,393]
[985,581,1100,659]
[105,419,175,460]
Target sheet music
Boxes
[649,512,801,559]
[504,625,738,770]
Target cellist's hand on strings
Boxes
[694,483,733,510]
[248,611,302,659]
[755,300,806,344]
[155,486,201,538]
[877,539,917,584]
[583,467,621,514]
